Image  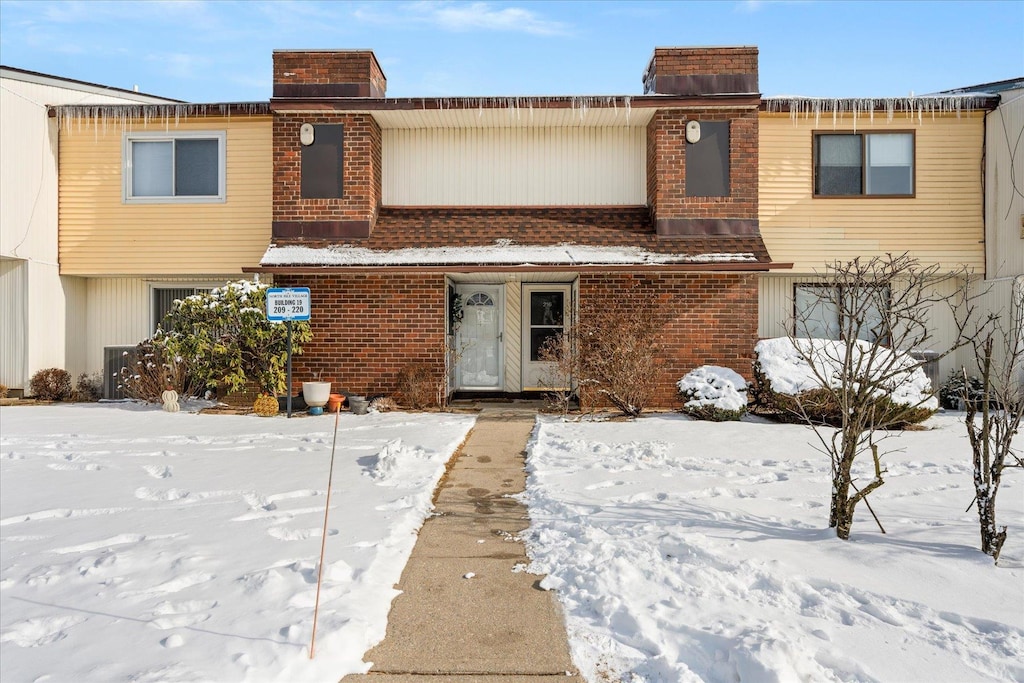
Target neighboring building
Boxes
[944,78,1024,386]
[55,101,272,396]
[47,48,1010,404]
[0,67,174,394]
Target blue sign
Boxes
[266,287,311,322]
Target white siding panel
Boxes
[0,259,27,390]
[986,88,1024,279]
[384,127,646,205]
[954,277,1024,387]
[84,276,236,375]
[504,281,522,392]
[26,260,71,381]
[63,275,88,378]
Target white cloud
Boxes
[355,1,571,36]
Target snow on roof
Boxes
[260,243,759,268]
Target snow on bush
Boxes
[677,365,748,421]
[752,337,937,425]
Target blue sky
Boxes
[1,1,1021,102]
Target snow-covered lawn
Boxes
[521,412,1024,683]
[4,404,1022,683]
[0,403,474,682]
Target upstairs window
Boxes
[301,124,344,199]
[814,132,914,197]
[686,120,730,197]
[124,132,226,203]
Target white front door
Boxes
[521,284,572,391]
[455,285,503,391]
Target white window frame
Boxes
[123,131,227,204]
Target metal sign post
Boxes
[266,287,312,418]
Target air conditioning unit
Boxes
[103,346,138,400]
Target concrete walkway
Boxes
[342,405,581,682]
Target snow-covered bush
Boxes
[677,365,748,421]
[159,280,311,397]
[752,337,937,427]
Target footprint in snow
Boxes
[143,464,173,479]
[135,487,191,502]
[0,616,86,647]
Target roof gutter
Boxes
[244,262,793,275]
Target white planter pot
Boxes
[302,381,332,408]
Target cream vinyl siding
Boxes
[504,281,522,393]
[383,127,646,206]
[82,276,245,375]
[985,88,1024,279]
[759,112,985,273]
[59,116,271,275]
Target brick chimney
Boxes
[643,46,758,96]
[273,50,386,98]
[643,47,759,238]
[271,51,384,241]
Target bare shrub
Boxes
[576,298,666,417]
[770,253,983,540]
[538,331,580,415]
[71,373,103,402]
[960,292,1024,563]
[119,338,203,402]
[0,384,8,399]
[397,362,439,409]
[30,368,72,401]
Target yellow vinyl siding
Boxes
[759,112,985,273]
[59,116,271,276]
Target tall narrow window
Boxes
[686,120,730,197]
[301,124,344,199]
[529,291,565,361]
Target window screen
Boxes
[685,120,730,197]
[301,124,344,199]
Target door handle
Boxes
[498,332,503,342]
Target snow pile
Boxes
[755,337,938,409]
[521,414,1023,682]
[677,365,748,415]
[0,404,474,682]
[260,243,759,267]
[365,438,426,484]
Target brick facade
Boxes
[263,46,770,409]
[276,273,446,398]
[273,50,386,98]
[643,46,758,96]
[646,107,759,235]
[272,112,382,239]
[643,46,759,238]
[578,271,759,407]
